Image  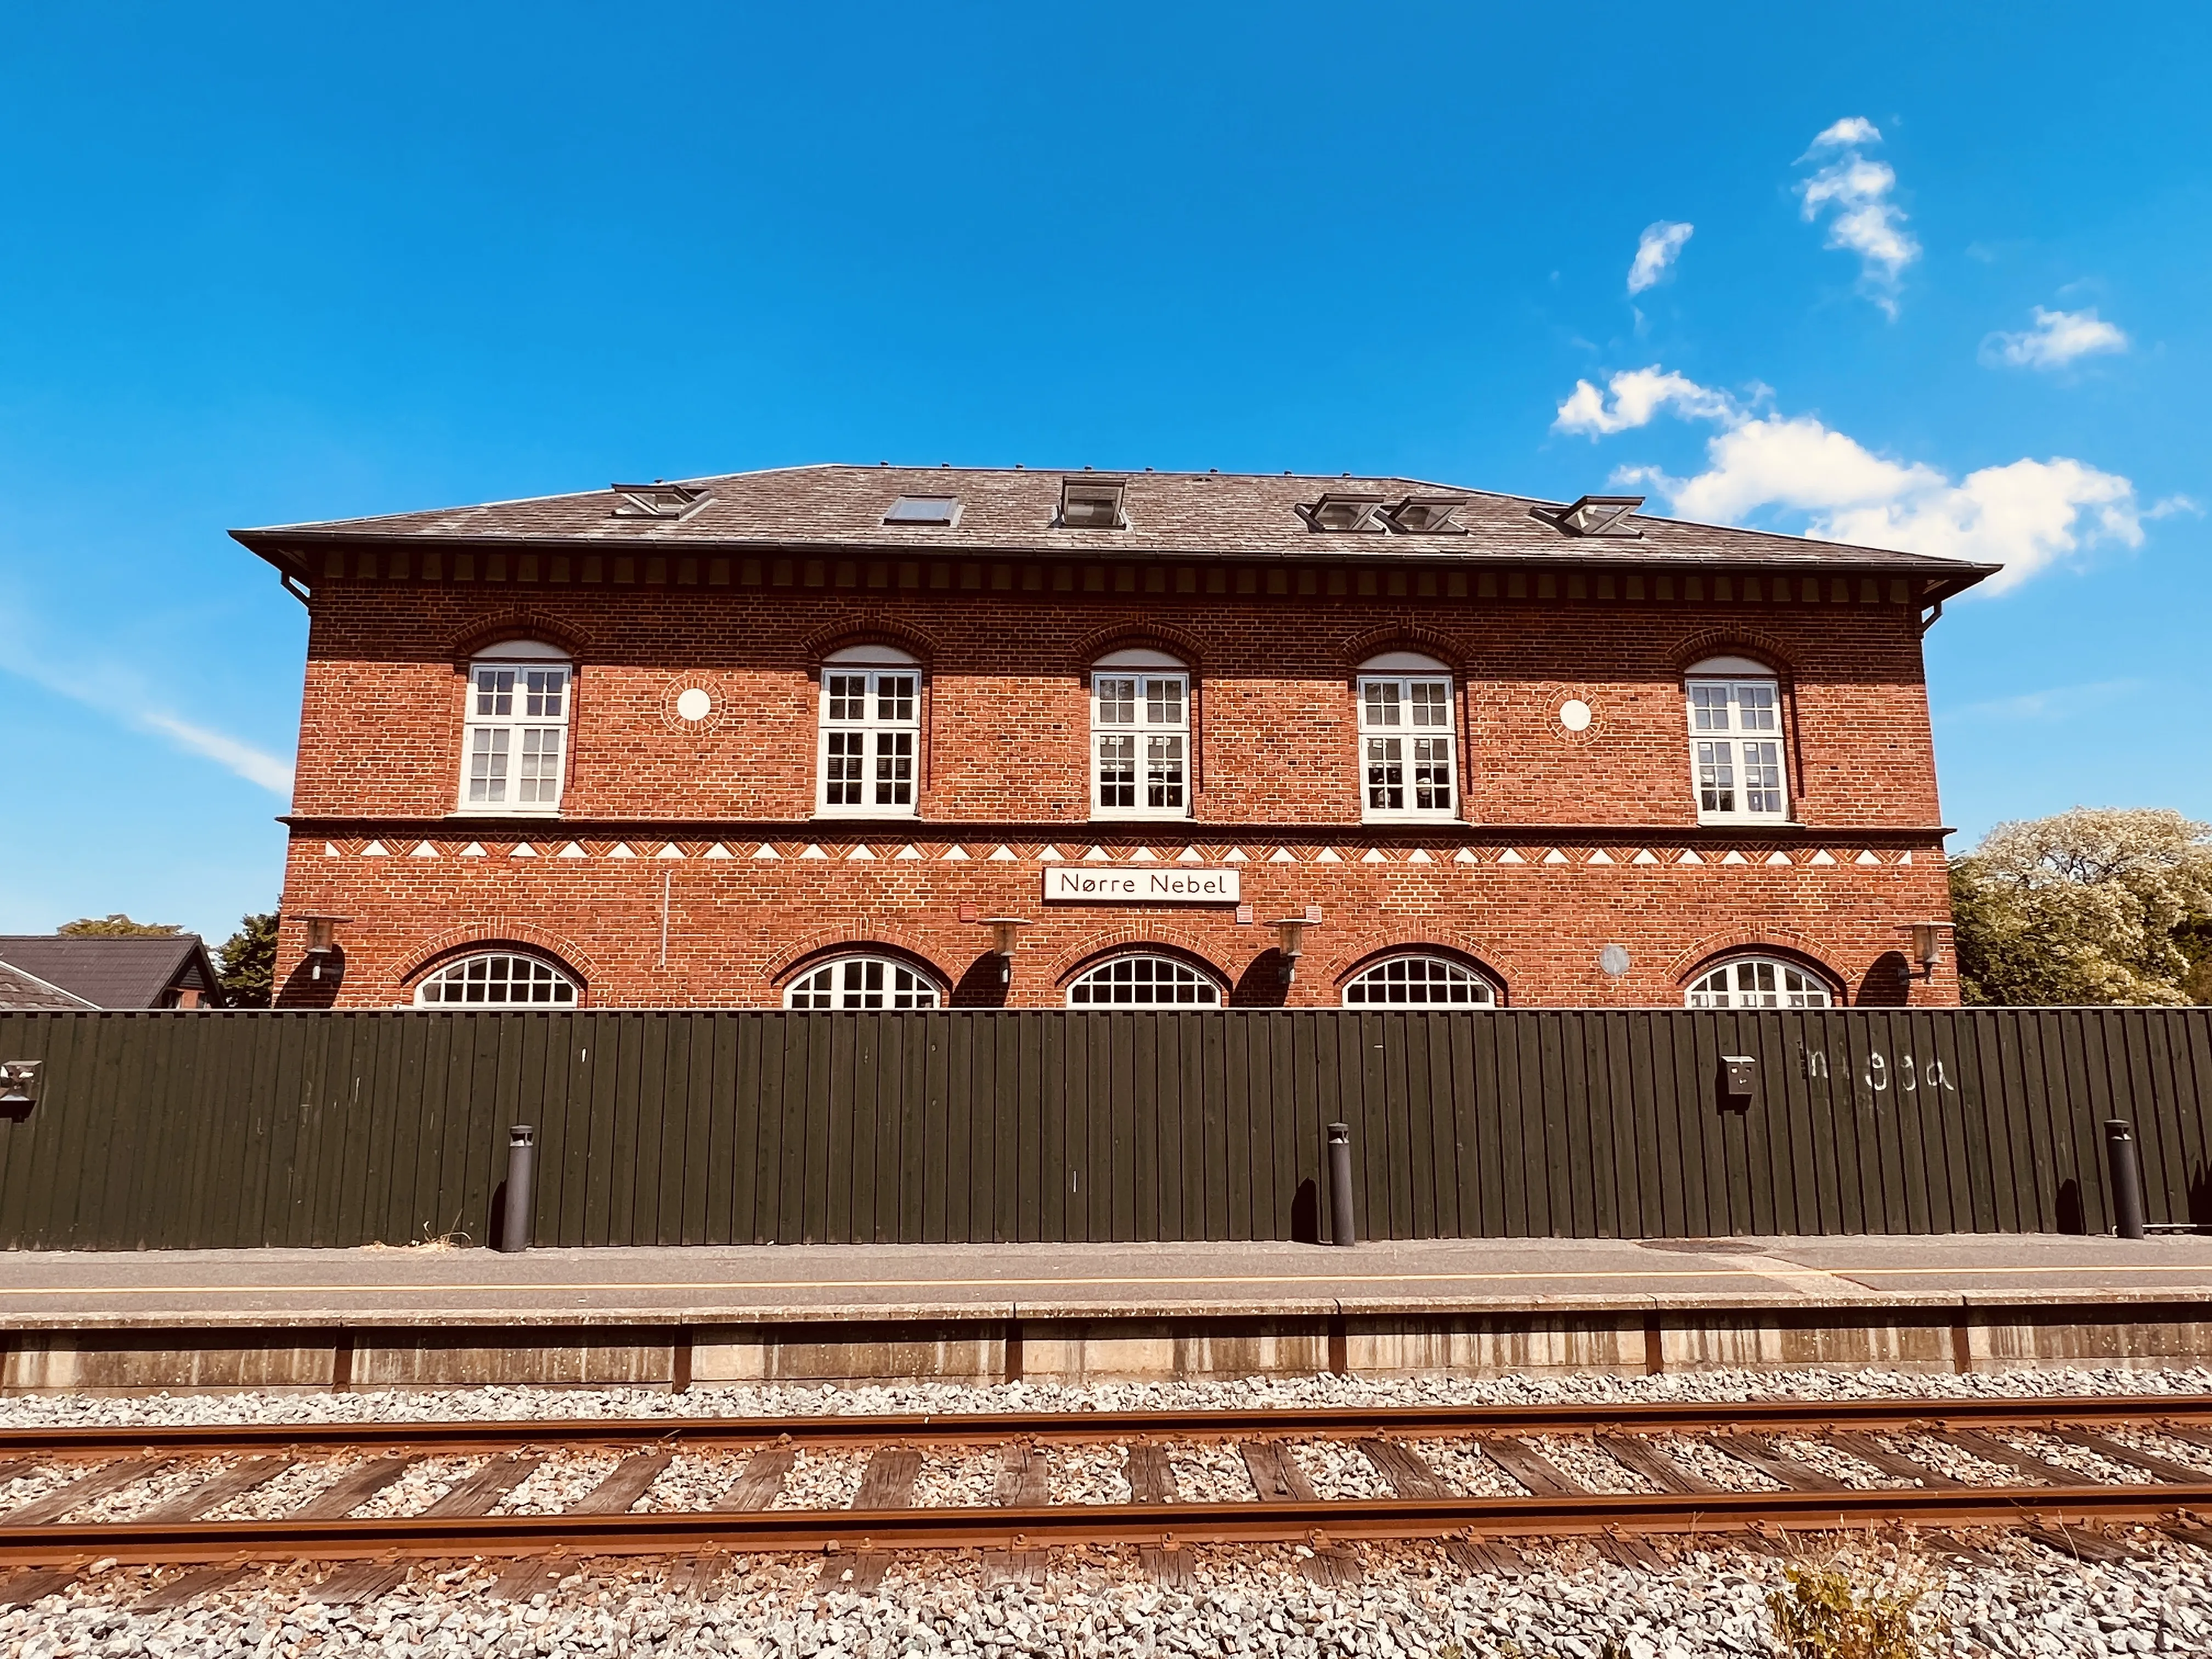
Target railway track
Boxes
[3,1395,2212,1607]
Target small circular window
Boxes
[1066,955,1222,1006]
[414,952,578,1006]
[1342,955,1498,1007]
[1685,956,1834,1009]
[785,955,941,1009]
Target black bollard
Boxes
[1327,1121,1357,1248]
[2104,1119,2146,1241]
[498,1125,537,1253]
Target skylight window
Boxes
[1536,494,1645,538]
[884,495,961,526]
[610,482,711,520]
[1303,493,1386,533]
[1060,477,1127,529]
[1384,496,1469,534]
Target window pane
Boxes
[525,669,565,719]
[1410,680,1451,727]
[1144,677,1184,726]
[417,952,577,1006]
[1096,677,1136,724]
[518,729,562,803]
[1145,735,1184,809]
[1411,736,1453,811]
[475,668,515,718]
[468,728,510,803]
[1735,681,1778,731]
[1685,956,1832,1009]
[826,674,867,721]
[1695,740,1735,814]
[1343,956,1494,1006]
[1364,681,1402,727]
[1689,683,1729,730]
[1068,955,1220,1006]
[1097,735,1136,808]
[825,731,865,804]
[1365,736,1404,810]
[877,674,917,723]
[1742,741,1785,814]
[873,731,914,805]
[785,955,940,1009]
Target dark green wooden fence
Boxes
[0,1007,2207,1250]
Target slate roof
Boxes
[233,465,1998,598]
[0,936,218,1010]
[0,959,95,1012]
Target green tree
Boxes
[56,915,183,937]
[1950,808,2212,1006]
[216,912,280,1009]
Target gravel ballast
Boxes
[0,1364,2209,1654]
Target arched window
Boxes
[818,645,922,817]
[1066,954,1221,1006]
[414,952,579,1006]
[1685,655,1788,824]
[785,955,941,1009]
[1342,955,1498,1007]
[1685,956,1835,1009]
[461,640,572,814]
[1090,648,1190,820]
[1357,652,1455,821]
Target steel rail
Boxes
[3,1394,2208,1459]
[0,1482,2207,1568]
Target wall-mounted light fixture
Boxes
[298,914,352,982]
[1899,921,1952,981]
[0,1061,40,1108]
[977,917,1030,985]
[1268,905,1323,984]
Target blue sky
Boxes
[1,2,2205,943]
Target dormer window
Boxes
[1534,494,1645,538]
[1304,493,1386,533]
[1060,477,1127,529]
[610,482,711,520]
[1384,496,1468,534]
[884,495,961,526]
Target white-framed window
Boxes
[785,955,942,1009]
[460,640,571,814]
[1357,652,1456,820]
[1066,955,1222,1006]
[1685,656,1789,823]
[1684,956,1835,1009]
[817,645,922,817]
[1342,955,1498,1007]
[414,951,579,1006]
[1090,648,1190,819]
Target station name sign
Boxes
[1042,866,1241,905]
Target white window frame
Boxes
[816,646,922,819]
[1356,653,1457,822]
[1684,956,1835,1009]
[1341,955,1498,1007]
[784,955,942,1009]
[1065,954,1223,1006]
[1685,657,1790,825]
[459,640,572,816]
[1090,648,1191,821]
[414,951,579,1006]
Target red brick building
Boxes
[235,466,1994,1011]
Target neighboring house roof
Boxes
[232,464,1999,600]
[0,959,97,1012]
[0,936,219,1010]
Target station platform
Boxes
[1,1233,2207,1393]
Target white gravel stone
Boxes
[1162,1439,1255,1502]
[1045,1443,1130,1505]
[1286,1437,1393,1499]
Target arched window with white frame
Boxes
[1685,655,1789,823]
[414,951,579,1006]
[1090,648,1190,819]
[1341,954,1498,1007]
[1066,953,1222,1006]
[1685,955,1835,1009]
[460,640,572,814]
[784,954,942,1009]
[817,645,922,817]
[1357,651,1457,820]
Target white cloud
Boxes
[1796,117,1918,313]
[1945,678,2146,723]
[0,619,295,798]
[1627,221,1694,295]
[1982,306,2129,370]
[1554,363,2162,592]
[1553,366,1743,437]
[1806,116,1882,151]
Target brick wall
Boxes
[275,570,1959,1008]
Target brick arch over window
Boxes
[1669,926,1842,990]
[447,611,594,663]
[1046,927,1238,989]
[1335,622,1465,673]
[1315,929,1522,1001]
[1667,628,1796,676]
[399,924,600,991]
[1068,619,1210,675]
[765,923,952,988]
[798,616,941,668]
